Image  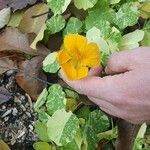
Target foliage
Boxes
[0,0,150,149]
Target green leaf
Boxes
[34,88,48,111]
[74,0,98,10]
[0,8,11,29]
[106,27,121,53]
[0,140,10,150]
[87,7,116,24]
[46,84,66,115]
[47,0,71,15]
[76,105,91,121]
[110,0,120,4]
[88,109,110,133]
[113,2,140,29]
[33,142,51,150]
[34,121,50,142]
[63,129,82,150]
[83,125,99,150]
[64,89,79,100]
[47,109,79,146]
[43,52,60,73]
[46,15,65,35]
[85,19,111,38]
[120,29,145,50]
[63,17,83,36]
[37,109,50,123]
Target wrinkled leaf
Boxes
[46,84,66,115]
[47,109,79,146]
[16,56,47,100]
[0,8,11,29]
[33,142,51,150]
[19,3,49,34]
[34,120,50,142]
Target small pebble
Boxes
[2,109,12,118]
[29,125,33,131]
[4,116,9,122]
[12,108,18,116]
[26,112,31,118]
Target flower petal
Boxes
[81,42,100,67]
[61,61,77,80]
[76,66,88,80]
[57,50,71,64]
[64,34,87,55]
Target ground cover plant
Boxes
[0,0,150,150]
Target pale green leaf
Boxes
[30,24,47,49]
[63,17,83,36]
[120,30,145,50]
[110,0,121,4]
[86,27,109,54]
[43,52,60,73]
[0,8,11,29]
[0,140,10,150]
[34,88,48,111]
[33,142,51,150]
[141,31,150,46]
[74,0,98,10]
[34,121,50,142]
[46,15,65,34]
[47,109,79,146]
[113,2,139,29]
[7,10,24,27]
[47,0,71,15]
[46,84,66,115]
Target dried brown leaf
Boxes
[16,56,47,100]
[0,27,49,56]
[19,3,49,34]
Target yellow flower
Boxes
[57,34,100,80]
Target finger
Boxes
[60,69,131,101]
[105,50,134,75]
[88,66,102,76]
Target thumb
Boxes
[105,50,133,75]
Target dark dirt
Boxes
[0,70,38,150]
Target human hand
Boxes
[60,47,150,124]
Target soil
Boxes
[0,70,38,150]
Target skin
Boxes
[60,47,150,124]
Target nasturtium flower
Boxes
[57,34,100,80]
